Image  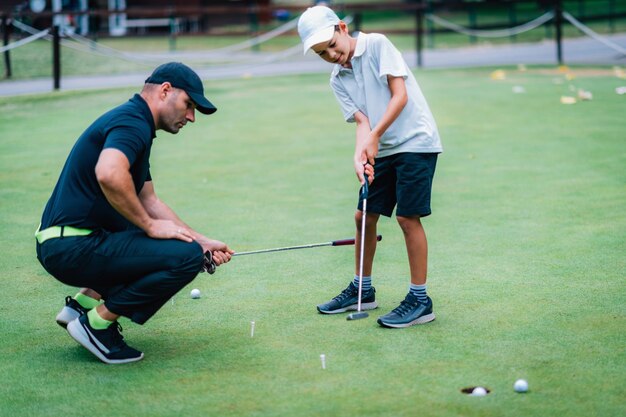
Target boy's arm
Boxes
[354,75,408,184]
[367,75,408,159]
[354,111,375,185]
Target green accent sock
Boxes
[87,308,113,330]
[74,292,100,310]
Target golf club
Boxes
[347,175,370,321]
[202,234,382,274]
[234,235,382,256]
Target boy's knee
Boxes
[356,211,379,228]
[396,215,421,232]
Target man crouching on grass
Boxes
[35,62,233,364]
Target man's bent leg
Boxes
[79,230,205,325]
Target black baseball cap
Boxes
[145,62,217,115]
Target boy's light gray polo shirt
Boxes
[330,32,442,157]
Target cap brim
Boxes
[188,91,217,115]
[302,26,336,54]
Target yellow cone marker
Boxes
[490,69,506,80]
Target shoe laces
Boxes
[107,322,126,347]
[333,284,357,302]
[391,296,420,317]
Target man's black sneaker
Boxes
[67,314,144,364]
[317,281,378,314]
[377,293,435,328]
[56,296,89,328]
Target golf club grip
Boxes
[361,173,369,199]
[332,235,382,246]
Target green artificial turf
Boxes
[0,67,624,417]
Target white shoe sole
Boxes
[66,319,144,364]
[378,313,436,328]
[318,301,378,314]
[56,306,81,328]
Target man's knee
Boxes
[177,241,205,275]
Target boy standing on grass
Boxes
[297,6,443,328]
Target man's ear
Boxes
[159,82,172,99]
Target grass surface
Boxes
[0,67,625,417]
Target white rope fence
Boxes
[69,14,302,62]
[4,10,621,75]
[0,26,49,53]
[11,17,308,66]
[562,11,626,56]
[64,31,159,65]
[14,19,149,65]
[202,16,299,54]
[425,11,555,38]
[10,14,355,68]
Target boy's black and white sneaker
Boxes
[377,293,435,328]
[67,314,144,364]
[317,281,378,314]
[56,296,89,328]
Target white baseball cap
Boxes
[297,6,340,54]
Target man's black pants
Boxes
[36,229,204,324]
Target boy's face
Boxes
[311,22,354,68]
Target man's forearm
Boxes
[98,171,154,232]
[144,197,196,232]
[142,195,210,242]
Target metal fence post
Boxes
[508,1,517,43]
[248,4,259,52]
[353,12,362,33]
[2,15,11,78]
[425,0,434,49]
[169,14,176,51]
[468,2,477,44]
[53,25,61,90]
[609,0,615,33]
[554,0,563,65]
[416,5,423,68]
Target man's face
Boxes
[160,87,196,134]
[311,24,353,67]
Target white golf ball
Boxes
[190,288,201,299]
[514,379,529,393]
[472,387,487,396]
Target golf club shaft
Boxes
[356,178,369,313]
[233,235,382,256]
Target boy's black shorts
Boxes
[358,152,438,218]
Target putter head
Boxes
[346,311,369,321]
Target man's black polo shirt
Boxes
[40,94,156,232]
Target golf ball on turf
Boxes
[514,379,529,393]
[472,387,487,396]
[190,288,201,299]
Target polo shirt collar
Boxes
[331,32,367,77]
[353,32,367,58]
